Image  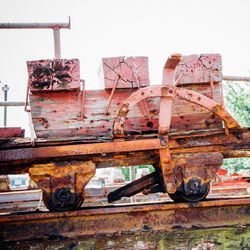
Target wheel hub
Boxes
[185,177,202,195]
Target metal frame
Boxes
[113,85,241,138]
[0,17,71,59]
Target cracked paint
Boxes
[175,54,222,84]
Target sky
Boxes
[0,0,250,136]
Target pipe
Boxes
[0,102,25,106]
[223,75,250,82]
[53,28,61,59]
[2,85,9,127]
[0,17,70,59]
[0,17,70,29]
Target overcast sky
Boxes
[0,0,250,136]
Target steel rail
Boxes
[0,196,249,243]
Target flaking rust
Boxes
[29,160,95,211]
[0,197,249,243]
[0,53,249,211]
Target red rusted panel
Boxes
[101,56,150,89]
[0,127,24,138]
[27,59,80,92]
[175,54,222,84]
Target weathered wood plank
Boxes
[175,54,222,84]
[0,128,24,138]
[27,59,80,92]
[30,83,222,138]
[28,54,225,139]
[100,56,150,89]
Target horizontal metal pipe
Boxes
[223,75,250,82]
[0,23,70,29]
[0,17,70,30]
[0,102,25,106]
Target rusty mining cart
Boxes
[0,53,249,211]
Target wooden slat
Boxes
[175,54,222,84]
[28,54,224,139]
[30,83,222,138]
[0,128,24,138]
[101,56,150,89]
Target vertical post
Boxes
[2,84,9,127]
[130,166,136,182]
[53,28,61,59]
[130,166,136,203]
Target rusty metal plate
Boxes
[0,197,249,243]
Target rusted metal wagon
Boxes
[1,53,249,211]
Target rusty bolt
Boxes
[164,164,170,169]
[122,106,127,113]
[159,136,167,146]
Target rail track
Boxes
[0,196,249,244]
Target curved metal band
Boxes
[113,85,240,137]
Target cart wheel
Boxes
[42,190,85,212]
[168,181,210,203]
[168,191,183,202]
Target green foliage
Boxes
[121,167,130,181]
[222,157,249,175]
[223,81,250,127]
[135,165,155,174]
[221,81,250,175]
[121,165,155,181]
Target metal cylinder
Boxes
[0,102,25,107]
[2,84,9,127]
[53,28,61,59]
[0,19,70,30]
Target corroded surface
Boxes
[0,197,249,243]
[0,128,249,169]
[29,161,96,211]
[112,85,238,137]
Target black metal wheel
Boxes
[42,190,85,212]
[168,180,210,203]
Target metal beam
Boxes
[223,75,250,82]
[0,128,249,171]
[0,196,249,243]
